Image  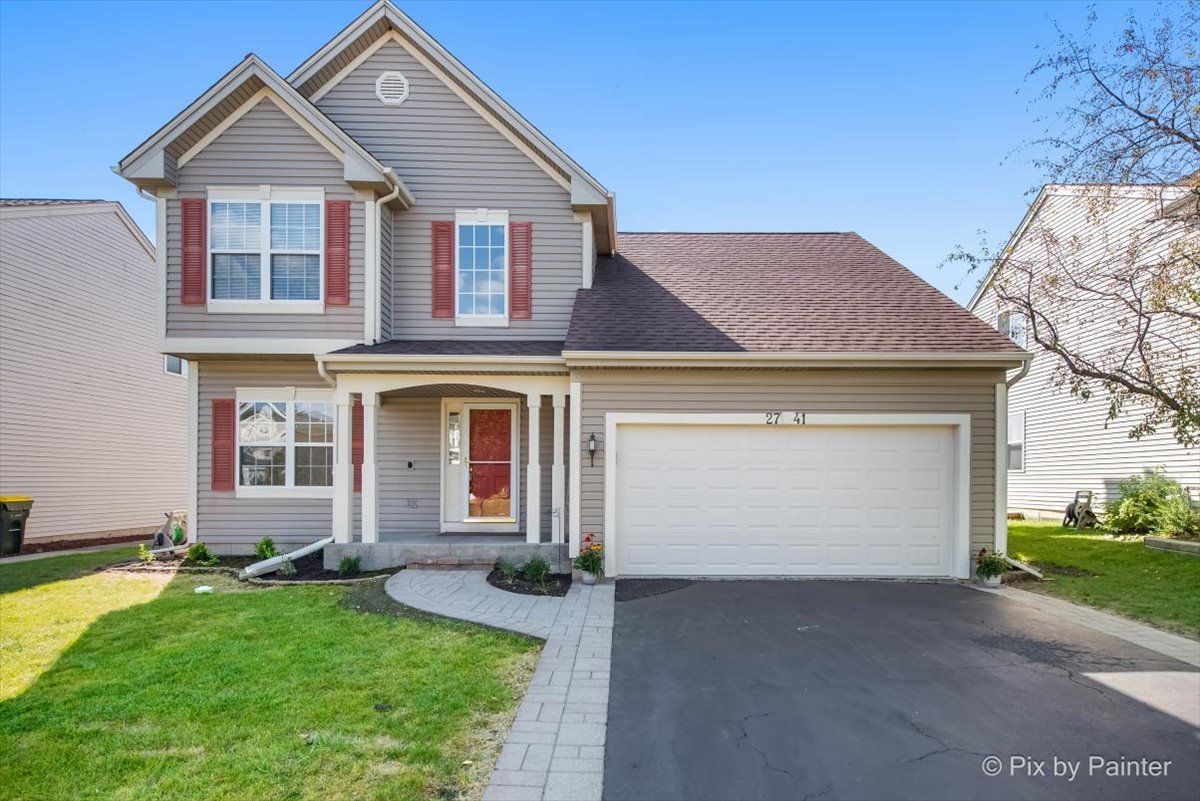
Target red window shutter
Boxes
[211,399,235,491]
[181,198,207,305]
[352,396,364,492]
[509,221,532,319]
[325,200,350,306]
[431,220,455,318]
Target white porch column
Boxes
[551,393,566,544]
[569,381,582,561]
[526,394,542,544]
[333,396,354,544]
[361,392,379,544]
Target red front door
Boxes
[467,408,513,519]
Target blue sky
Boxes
[0,0,1129,303]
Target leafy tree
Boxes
[953,2,1199,445]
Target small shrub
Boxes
[279,558,297,577]
[1105,470,1200,538]
[255,537,279,560]
[976,548,1008,579]
[338,555,362,576]
[137,544,156,564]
[185,542,220,567]
[496,559,518,584]
[520,555,551,584]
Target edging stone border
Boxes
[1145,536,1200,556]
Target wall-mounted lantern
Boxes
[587,433,598,467]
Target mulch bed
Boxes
[114,552,395,583]
[18,532,152,555]
[486,568,571,597]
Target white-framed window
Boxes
[455,208,508,326]
[164,355,188,377]
[208,186,324,313]
[235,389,334,498]
[998,310,1028,348]
[1007,410,1026,472]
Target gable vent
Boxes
[375,71,410,106]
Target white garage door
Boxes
[615,424,957,577]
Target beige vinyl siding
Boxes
[166,98,364,339]
[973,191,1199,514]
[314,40,581,340]
[576,369,1002,554]
[196,360,332,549]
[0,205,187,541]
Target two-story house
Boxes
[970,184,1199,519]
[117,1,1027,579]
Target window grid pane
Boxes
[239,401,286,444]
[270,203,321,251]
[457,223,506,316]
[295,445,333,486]
[211,202,261,250]
[295,403,334,443]
[240,446,286,486]
[212,253,261,300]
[270,254,320,300]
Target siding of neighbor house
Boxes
[576,369,1002,555]
[0,204,187,541]
[973,190,1199,515]
[196,360,564,549]
[313,40,582,340]
[165,98,364,339]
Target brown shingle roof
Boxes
[0,199,106,207]
[565,232,1023,354]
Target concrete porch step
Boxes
[407,557,496,571]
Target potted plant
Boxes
[976,548,1008,588]
[573,536,604,585]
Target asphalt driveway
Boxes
[604,580,1199,801]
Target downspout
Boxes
[1006,357,1031,388]
[316,357,336,389]
[239,536,335,579]
[368,169,402,344]
[999,354,1037,578]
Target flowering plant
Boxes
[975,548,1008,579]
[572,535,604,576]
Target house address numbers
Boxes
[764,411,806,425]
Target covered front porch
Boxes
[321,360,580,571]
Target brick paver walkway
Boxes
[385,570,614,801]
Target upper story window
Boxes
[208,187,323,313]
[998,310,1028,348]
[456,209,508,326]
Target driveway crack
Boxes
[733,713,794,778]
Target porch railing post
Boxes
[526,394,541,544]
[333,396,353,544]
[361,392,379,544]
[551,393,566,545]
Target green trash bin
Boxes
[0,497,34,556]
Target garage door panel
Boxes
[616,424,956,577]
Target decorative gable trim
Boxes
[309,31,570,192]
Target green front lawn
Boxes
[0,545,140,594]
[0,555,538,801]
[1007,521,1200,638]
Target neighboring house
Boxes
[0,200,188,544]
[115,0,1026,578]
[969,185,1199,520]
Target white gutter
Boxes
[239,536,334,579]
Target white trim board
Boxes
[601,412,973,580]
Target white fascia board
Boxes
[163,338,362,357]
[316,352,569,374]
[562,351,1032,369]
